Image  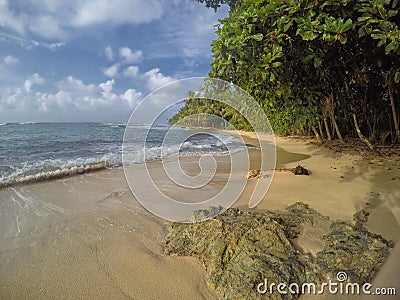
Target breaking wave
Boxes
[0,123,243,188]
[0,161,109,188]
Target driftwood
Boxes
[247,165,310,179]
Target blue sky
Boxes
[0,0,228,122]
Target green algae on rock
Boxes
[165,203,393,300]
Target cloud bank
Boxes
[0,74,143,122]
[0,0,164,40]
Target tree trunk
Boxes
[323,115,332,141]
[388,85,400,142]
[312,126,322,142]
[318,120,324,140]
[330,111,344,143]
[353,113,381,155]
[326,93,344,143]
[383,71,400,143]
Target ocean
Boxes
[0,122,242,187]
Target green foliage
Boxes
[176,0,400,140]
[380,130,392,144]
[169,90,254,131]
[195,0,241,11]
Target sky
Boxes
[0,0,228,123]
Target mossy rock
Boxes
[165,203,393,300]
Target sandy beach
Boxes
[237,133,400,243]
[0,134,399,299]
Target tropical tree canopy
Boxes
[171,0,400,143]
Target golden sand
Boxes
[0,135,399,299]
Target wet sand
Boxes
[0,166,218,300]
[0,134,399,299]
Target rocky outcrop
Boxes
[165,203,393,300]
[316,211,393,283]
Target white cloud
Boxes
[72,0,164,27]
[0,32,65,50]
[99,79,115,93]
[102,48,142,78]
[123,65,139,78]
[119,47,143,64]
[0,0,164,41]
[28,14,68,40]
[46,42,65,50]
[24,73,45,92]
[0,75,143,121]
[176,10,220,62]
[144,68,175,90]
[3,55,18,65]
[102,63,120,78]
[58,76,97,95]
[123,89,142,107]
[105,46,114,61]
[145,2,226,68]
[0,0,26,35]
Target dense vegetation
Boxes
[171,0,400,144]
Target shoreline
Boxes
[0,133,399,299]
